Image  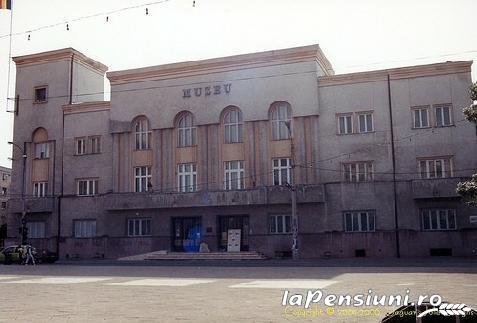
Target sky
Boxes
[0,0,476,168]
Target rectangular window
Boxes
[224,160,244,190]
[421,209,456,231]
[177,163,197,192]
[1,187,6,195]
[418,157,453,179]
[77,179,98,196]
[269,214,291,234]
[358,112,373,133]
[34,142,49,159]
[34,86,47,103]
[127,218,151,236]
[1,201,6,209]
[342,162,373,182]
[33,182,48,197]
[412,106,430,128]
[344,211,375,232]
[26,221,46,238]
[337,114,353,134]
[134,166,152,193]
[74,220,97,238]
[75,138,86,155]
[434,105,452,127]
[272,158,291,186]
[90,136,101,154]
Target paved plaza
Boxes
[0,259,476,322]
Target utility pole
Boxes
[285,121,298,260]
[8,141,27,245]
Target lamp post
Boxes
[8,141,27,245]
[284,121,298,260]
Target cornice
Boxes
[318,61,473,87]
[13,48,108,75]
[107,44,334,85]
[63,101,110,115]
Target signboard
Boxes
[470,216,477,224]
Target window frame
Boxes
[77,178,99,196]
[224,160,244,190]
[177,163,197,192]
[223,108,243,144]
[357,111,374,133]
[134,166,152,193]
[127,218,152,237]
[342,161,374,183]
[75,137,86,155]
[269,214,292,234]
[270,103,292,141]
[73,219,97,238]
[337,113,353,135]
[33,85,48,104]
[133,118,151,150]
[90,136,101,154]
[343,210,376,232]
[418,156,453,179]
[177,113,196,147]
[434,104,453,127]
[421,209,457,231]
[411,106,431,129]
[33,182,48,197]
[272,158,291,186]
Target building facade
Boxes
[7,45,477,259]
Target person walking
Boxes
[25,245,36,265]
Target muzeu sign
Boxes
[183,83,231,98]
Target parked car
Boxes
[0,245,57,264]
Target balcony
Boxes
[8,197,56,213]
[411,177,467,199]
[104,184,325,211]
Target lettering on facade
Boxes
[183,83,231,98]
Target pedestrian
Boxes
[25,245,36,265]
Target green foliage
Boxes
[457,174,477,206]
[463,104,477,123]
[470,82,477,102]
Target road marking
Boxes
[396,283,415,286]
[107,278,216,287]
[3,277,111,284]
[229,280,338,289]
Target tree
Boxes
[456,82,477,205]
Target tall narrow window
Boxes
[134,166,152,192]
[35,142,49,159]
[342,162,373,182]
[337,114,353,134]
[223,108,243,143]
[177,112,196,147]
[177,163,197,192]
[134,118,151,150]
[358,112,373,133]
[75,138,86,155]
[434,105,452,127]
[270,103,292,140]
[33,182,48,197]
[90,136,101,154]
[412,107,430,128]
[272,158,291,186]
[224,160,244,190]
[418,157,453,179]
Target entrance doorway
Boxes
[172,217,202,252]
[217,215,249,252]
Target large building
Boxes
[6,45,477,259]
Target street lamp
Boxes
[284,121,298,260]
[8,141,27,245]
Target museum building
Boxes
[6,44,477,259]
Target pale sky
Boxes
[0,0,476,168]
